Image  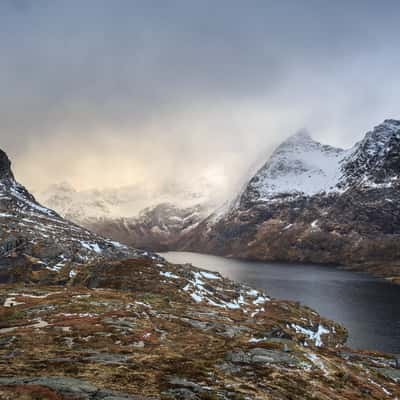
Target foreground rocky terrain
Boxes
[1,257,400,399]
[0,147,399,398]
[177,120,400,283]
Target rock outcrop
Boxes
[0,149,13,180]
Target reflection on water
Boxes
[159,251,400,354]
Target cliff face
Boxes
[178,120,400,281]
[0,149,14,180]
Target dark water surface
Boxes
[159,251,400,354]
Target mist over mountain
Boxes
[2,1,400,199]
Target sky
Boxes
[1,0,400,198]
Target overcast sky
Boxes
[1,0,400,195]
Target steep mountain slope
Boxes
[0,149,147,282]
[179,120,400,281]
[238,130,347,207]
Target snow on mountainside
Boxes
[238,120,400,209]
[36,176,224,251]
[36,178,222,225]
[0,149,149,279]
[85,202,208,251]
[238,130,348,207]
[178,119,400,282]
[340,119,400,189]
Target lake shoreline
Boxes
[160,251,400,354]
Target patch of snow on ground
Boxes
[160,271,179,279]
[80,241,103,254]
[3,297,25,307]
[292,323,330,347]
[200,271,220,280]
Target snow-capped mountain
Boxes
[0,148,149,281]
[340,119,400,189]
[35,182,150,223]
[37,177,222,225]
[86,202,207,251]
[238,119,400,209]
[36,175,224,251]
[178,120,400,281]
[238,130,347,207]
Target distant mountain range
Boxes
[36,175,222,251]
[37,119,400,282]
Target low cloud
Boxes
[1,1,399,201]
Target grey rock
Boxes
[0,376,152,399]
[225,348,299,366]
[0,149,13,180]
[0,335,15,347]
[183,318,249,338]
[169,377,202,390]
[84,352,129,365]
[375,368,400,382]
[103,317,137,330]
[0,376,98,396]
[166,388,199,400]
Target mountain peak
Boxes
[368,119,400,139]
[380,118,400,129]
[283,129,313,145]
[341,119,400,187]
[0,149,14,180]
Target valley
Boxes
[40,120,400,284]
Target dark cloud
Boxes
[0,1,399,194]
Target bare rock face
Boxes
[0,149,13,180]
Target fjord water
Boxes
[160,252,400,354]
